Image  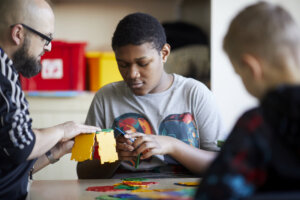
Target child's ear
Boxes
[161,43,171,63]
[241,53,263,80]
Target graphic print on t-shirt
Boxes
[112,113,154,135]
[112,112,198,167]
[159,113,199,148]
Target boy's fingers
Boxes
[132,135,153,148]
[135,143,154,154]
[117,136,133,145]
[124,132,143,138]
[118,156,136,161]
[140,149,153,159]
[118,150,136,157]
[117,143,134,151]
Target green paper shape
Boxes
[96,129,113,134]
[114,184,140,190]
[217,140,225,147]
[135,154,141,168]
[122,178,149,181]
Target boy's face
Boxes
[114,42,169,96]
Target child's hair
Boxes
[223,1,300,67]
[112,12,166,52]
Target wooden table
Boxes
[27,178,200,200]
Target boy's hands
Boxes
[116,131,175,160]
[116,135,135,161]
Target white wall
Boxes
[52,0,182,51]
[28,94,94,180]
[51,0,210,51]
[211,0,300,134]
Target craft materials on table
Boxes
[71,129,118,164]
[86,178,197,200]
[174,182,200,186]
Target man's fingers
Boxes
[63,140,75,152]
[78,124,101,133]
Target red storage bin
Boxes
[20,41,87,91]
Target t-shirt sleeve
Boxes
[192,82,226,151]
[85,90,105,128]
[0,67,35,165]
[195,110,270,200]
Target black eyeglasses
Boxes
[11,23,53,46]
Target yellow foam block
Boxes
[96,129,118,164]
[71,133,96,162]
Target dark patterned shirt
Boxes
[0,47,36,200]
[195,85,300,200]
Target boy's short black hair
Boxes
[112,12,167,52]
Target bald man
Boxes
[0,0,100,199]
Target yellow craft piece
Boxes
[96,129,118,164]
[131,188,153,193]
[122,181,149,188]
[126,184,149,188]
[71,133,96,162]
[123,181,142,184]
[177,182,200,186]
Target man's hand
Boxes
[60,121,101,142]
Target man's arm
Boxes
[27,121,100,160]
[32,140,74,173]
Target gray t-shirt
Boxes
[85,74,225,172]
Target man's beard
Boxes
[13,37,42,78]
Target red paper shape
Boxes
[93,145,100,160]
[86,186,126,192]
